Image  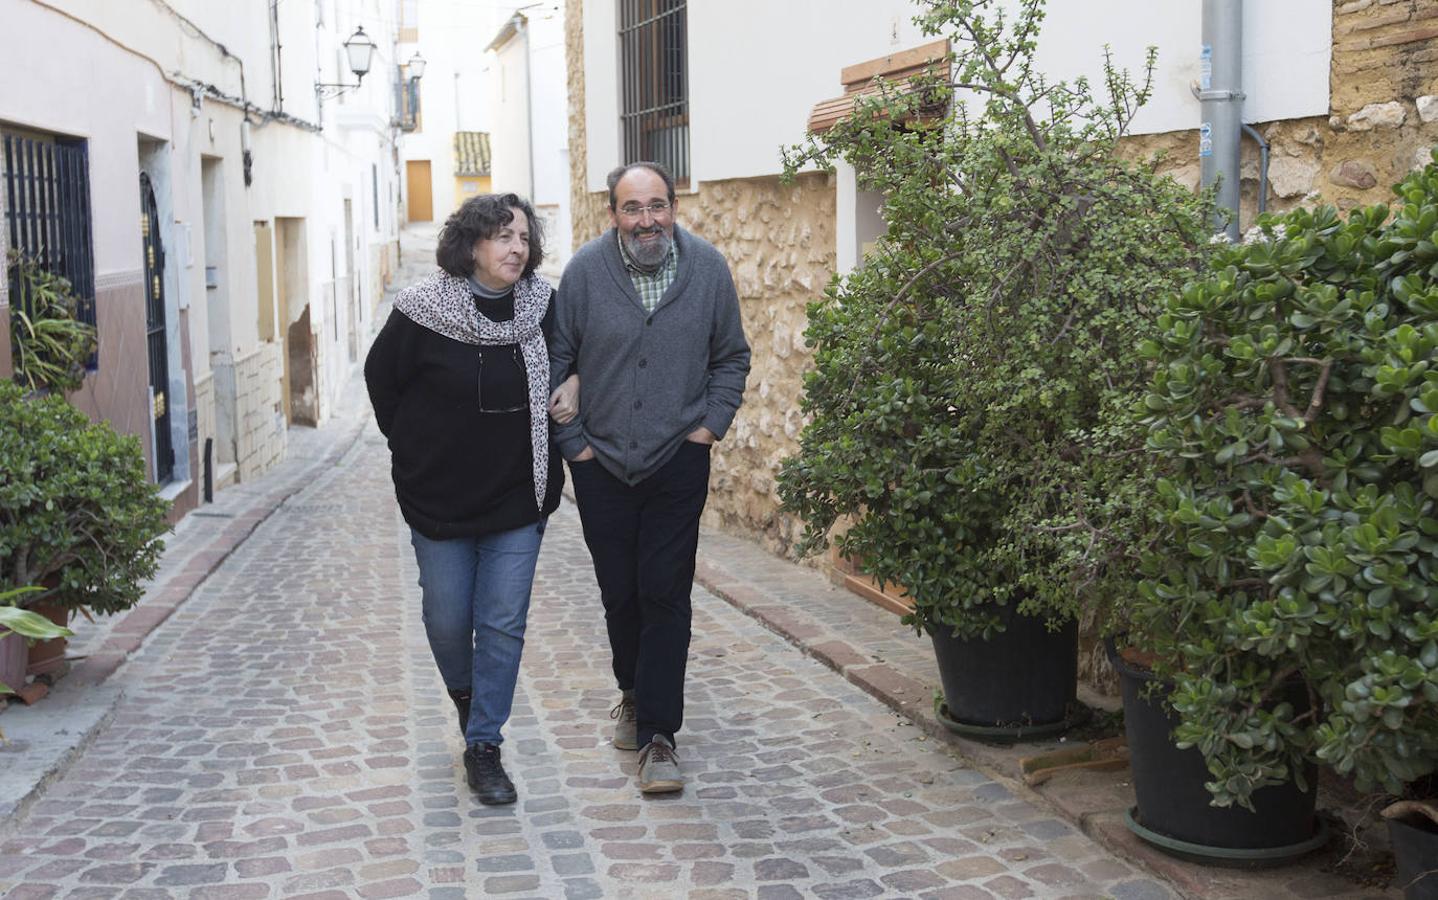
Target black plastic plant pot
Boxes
[929,605,1083,741]
[1388,816,1438,900]
[1107,644,1327,866]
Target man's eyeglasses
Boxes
[618,201,672,219]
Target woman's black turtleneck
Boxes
[364,285,563,540]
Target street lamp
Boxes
[315,26,377,100]
[404,51,427,81]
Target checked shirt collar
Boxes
[616,229,678,315]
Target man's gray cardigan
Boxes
[549,225,751,486]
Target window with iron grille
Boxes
[618,0,689,185]
[2,129,97,366]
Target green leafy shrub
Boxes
[0,381,169,616]
[8,252,97,394]
[777,0,1213,637]
[1137,157,1438,808]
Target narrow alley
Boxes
[0,330,1172,899]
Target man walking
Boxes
[549,161,750,793]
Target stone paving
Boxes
[0,414,1178,899]
[691,536,1397,900]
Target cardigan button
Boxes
[638,359,647,368]
[634,400,643,409]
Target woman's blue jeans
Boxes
[409,519,546,746]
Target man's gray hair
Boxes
[606,162,677,210]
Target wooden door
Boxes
[254,221,276,342]
[406,160,433,222]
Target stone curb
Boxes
[692,552,1212,900]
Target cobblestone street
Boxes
[0,418,1176,899]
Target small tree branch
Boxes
[1304,359,1333,424]
[1268,357,1302,419]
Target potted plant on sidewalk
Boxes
[1130,157,1438,865]
[777,0,1212,738]
[0,587,73,717]
[0,381,169,676]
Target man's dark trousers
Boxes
[568,441,711,748]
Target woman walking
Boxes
[365,193,575,805]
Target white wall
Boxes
[529,5,573,272]
[584,0,1332,189]
[2,0,401,478]
[490,32,533,199]
[0,0,174,273]
[1027,1,1331,135]
[582,0,621,192]
[400,0,496,221]
[488,3,572,274]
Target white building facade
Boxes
[0,0,404,519]
[487,3,573,279]
[395,0,493,226]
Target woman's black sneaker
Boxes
[464,743,517,805]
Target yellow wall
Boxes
[455,176,492,203]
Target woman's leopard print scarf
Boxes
[394,270,553,510]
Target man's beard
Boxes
[622,226,672,269]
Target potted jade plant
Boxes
[1131,157,1438,866]
[0,381,169,676]
[0,587,72,716]
[777,0,1212,738]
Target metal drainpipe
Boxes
[520,15,536,202]
[1241,122,1269,216]
[1199,0,1244,241]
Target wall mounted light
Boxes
[315,26,377,100]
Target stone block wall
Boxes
[684,175,837,553]
[193,371,215,482]
[565,0,835,556]
[235,341,286,482]
[567,176,837,556]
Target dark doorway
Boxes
[140,172,174,483]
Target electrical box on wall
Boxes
[175,222,194,267]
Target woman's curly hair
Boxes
[435,193,545,278]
